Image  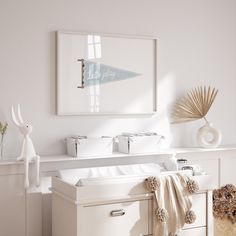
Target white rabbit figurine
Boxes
[11,105,40,189]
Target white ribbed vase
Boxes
[197,122,222,148]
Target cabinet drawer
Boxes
[181,227,206,236]
[183,193,206,229]
[79,200,149,236]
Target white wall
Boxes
[0,0,236,157]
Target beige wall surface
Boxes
[0,0,236,157]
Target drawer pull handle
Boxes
[110,209,126,217]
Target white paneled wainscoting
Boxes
[0,147,236,236]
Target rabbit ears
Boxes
[11,104,25,127]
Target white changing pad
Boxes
[57,163,163,186]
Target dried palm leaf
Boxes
[171,86,218,123]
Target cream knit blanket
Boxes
[146,174,198,236]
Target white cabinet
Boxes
[178,148,236,188]
[52,175,213,236]
[0,174,26,236]
[2,147,236,236]
[0,165,42,236]
[51,177,152,236]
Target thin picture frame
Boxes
[56,31,158,115]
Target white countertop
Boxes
[1,146,236,166]
[0,146,235,175]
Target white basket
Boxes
[66,136,113,157]
[118,133,164,154]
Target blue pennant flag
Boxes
[82,60,141,87]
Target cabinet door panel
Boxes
[0,174,25,236]
[27,191,42,236]
[80,200,149,236]
[220,157,236,186]
[181,227,206,236]
[183,193,206,229]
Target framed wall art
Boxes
[57,31,158,115]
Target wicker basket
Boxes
[213,184,236,236]
[214,218,236,236]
